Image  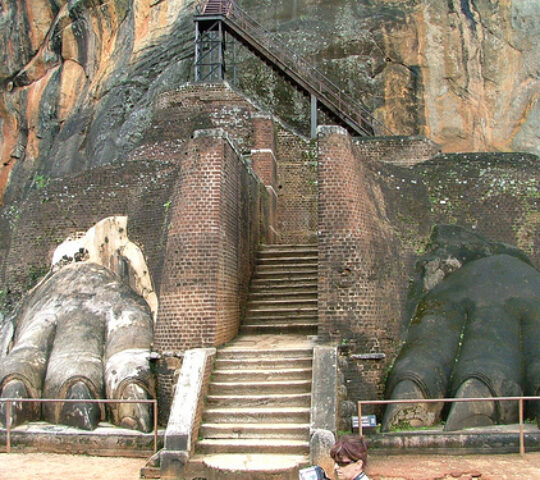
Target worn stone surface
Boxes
[237,0,539,154]
[384,227,540,431]
[0,262,155,431]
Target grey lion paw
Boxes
[60,381,102,431]
[0,379,33,427]
[382,380,443,431]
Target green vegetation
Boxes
[33,174,50,190]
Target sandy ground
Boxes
[1,452,540,480]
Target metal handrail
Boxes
[358,395,540,456]
[197,0,392,136]
[1,397,159,454]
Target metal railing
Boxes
[196,0,392,136]
[1,397,159,454]
[358,396,540,456]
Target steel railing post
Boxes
[519,398,525,456]
[153,400,158,454]
[358,401,363,437]
[6,400,11,453]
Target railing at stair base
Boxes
[358,395,540,456]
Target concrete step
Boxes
[199,422,310,440]
[197,438,310,455]
[240,324,317,335]
[256,263,318,272]
[257,256,318,266]
[258,244,317,253]
[185,454,310,480]
[246,307,317,318]
[247,298,317,307]
[215,357,312,370]
[251,275,317,284]
[249,289,317,298]
[249,286,317,296]
[253,265,317,280]
[208,380,312,395]
[206,393,311,408]
[240,322,317,331]
[212,368,312,382]
[204,407,310,424]
[245,311,317,320]
[242,313,317,322]
[216,348,313,360]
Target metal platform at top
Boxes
[194,0,392,137]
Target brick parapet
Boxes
[317,125,407,403]
[0,159,179,302]
[276,127,317,243]
[154,130,265,352]
[353,136,441,167]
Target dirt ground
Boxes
[1,452,540,480]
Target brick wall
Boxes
[152,83,255,152]
[154,129,269,415]
[0,158,179,302]
[319,126,539,420]
[151,83,314,244]
[317,126,407,406]
[414,152,539,266]
[276,128,317,243]
[354,136,440,167]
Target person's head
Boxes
[329,435,368,479]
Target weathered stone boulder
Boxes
[0,262,155,431]
[384,227,540,431]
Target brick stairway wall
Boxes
[317,126,409,403]
[275,128,317,243]
[154,129,270,417]
[318,125,539,421]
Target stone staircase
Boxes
[241,244,318,335]
[196,346,313,456]
[193,243,318,464]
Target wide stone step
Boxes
[188,453,310,480]
[246,306,317,318]
[257,248,319,256]
[256,263,318,272]
[240,321,317,330]
[249,288,317,298]
[197,438,310,455]
[208,380,312,395]
[254,266,317,274]
[249,286,317,296]
[212,368,312,382]
[247,300,317,311]
[250,276,318,286]
[216,348,313,360]
[199,423,310,440]
[240,324,317,335]
[257,257,318,266]
[243,312,317,322]
[248,297,317,305]
[204,407,310,424]
[215,357,312,370]
[206,393,311,408]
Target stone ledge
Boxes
[366,425,540,455]
[0,422,164,457]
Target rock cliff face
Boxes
[0,0,538,203]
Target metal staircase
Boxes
[195,0,391,137]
